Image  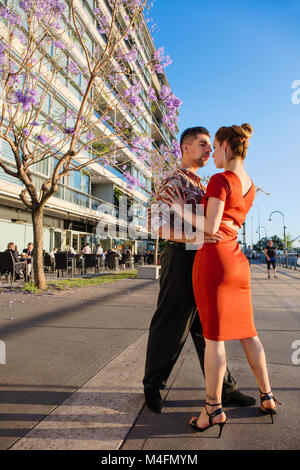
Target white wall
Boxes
[0,220,51,252]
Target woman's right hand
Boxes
[204,230,223,243]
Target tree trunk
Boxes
[31,207,47,290]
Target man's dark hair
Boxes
[180,126,210,150]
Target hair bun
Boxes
[215,123,253,159]
[231,123,253,140]
[241,123,253,137]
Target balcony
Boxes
[152,115,172,147]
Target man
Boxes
[264,239,278,279]
[143,127,256,412]
[96,243,103,256]
[96,243,104,268]
[22,242,33,278]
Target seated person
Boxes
[22,242,33,276]
[5,242,25,279]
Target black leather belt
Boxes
[166,241,186,248]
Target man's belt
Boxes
[166,241,186,248]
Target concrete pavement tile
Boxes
[9,333,147,450]
[0,279,159,449]
[123,338,300,450]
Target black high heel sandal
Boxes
[259,390,281,424]
[190,402,227,438]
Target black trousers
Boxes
[266,260,276,269]
[143,243,238,399]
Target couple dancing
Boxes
[143,124,280,437]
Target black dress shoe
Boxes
[144,388,163,413]
[222,390,256,407]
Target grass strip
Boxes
[2,271,138,294]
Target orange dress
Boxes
[192,170,257,341]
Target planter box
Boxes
[137,265,161,280]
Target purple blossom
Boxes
[37,135,49,144]
[94,9,110,35]
[14,88,38,111]
[172,140,182,160]
[0,52,5,66]
[22,128,30,136]
[18,32,26,46]
[160,85,171,101]
[123,170,141,188]
[19,0,66,18]
[8,75,21,86]
[0,42,6,66]
[0,6,22,28]
[54,40,65,50]
[153,46,172,74]
[123,82,142,109]
[64,128,75,135]
[154,63,163,74]
[86,131,96,141]
[68,61,80,76]
[148,87,157,101]
[30,74,39,82]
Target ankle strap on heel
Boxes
[205,402,224,426]
[259,390,282,406]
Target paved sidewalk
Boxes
[0,278,159,450]
[122,264,300,450]
[0,263,299,450]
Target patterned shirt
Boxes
[149,168,206,237]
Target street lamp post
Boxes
[256,226,267,250]
[268,211,287,267]
[242,222,246,251]
[257,206,261,247]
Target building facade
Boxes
[0,0,178,255]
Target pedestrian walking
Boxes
[264,240,278,279]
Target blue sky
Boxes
[151,0,300,247]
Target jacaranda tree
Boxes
[0,0,182,288]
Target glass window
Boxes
[83,0,94,9]
[52,98,66,121]
[56,70,68,87]
[32,159,49,176]
[36,86,50,114]
[69,81,81,101]
[69,170,81,190]
[81,173,90,194]
[1,138,15,161]
[84,34,94,56]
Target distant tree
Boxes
[285,233,294,250]
[253,235,284,252]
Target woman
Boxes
[163,124,280,437]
